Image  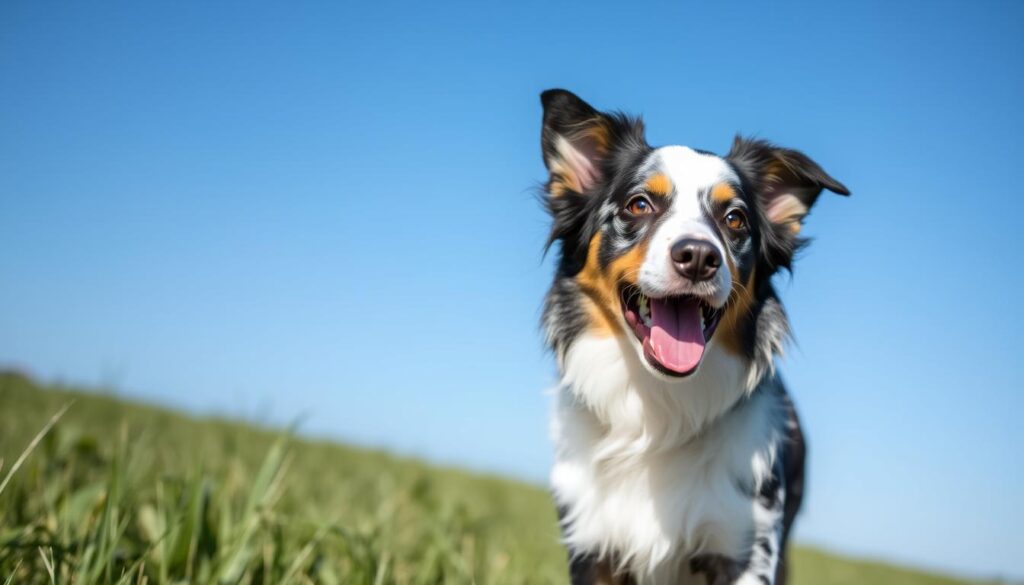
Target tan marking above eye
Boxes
[644,174,672,196]
[711,183,737,203]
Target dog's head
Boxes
[540,89,848,380]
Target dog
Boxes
[539,89,849,585]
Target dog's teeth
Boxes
[636,295,652,327]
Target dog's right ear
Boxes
[539,91,645,268]
[540,89,617,198]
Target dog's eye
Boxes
[626,195,655,216]
[725,209,748,231]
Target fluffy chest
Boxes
[550,335,784,579]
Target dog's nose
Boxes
[671,238,722,282]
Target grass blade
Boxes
[38,547,56,585]
[0,402,72,498]
[3,560,23,585]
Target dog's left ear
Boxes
[728,136,850,235]
[728,137,849,271]
[729,137,847,235]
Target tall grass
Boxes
[0,372,564,584]
[0,371,1000,584]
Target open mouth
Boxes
[620,285,723,377]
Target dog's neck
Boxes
[558,331,756,455]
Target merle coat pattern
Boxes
[538,90,847,585]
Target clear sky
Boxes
[2,0,1022,580]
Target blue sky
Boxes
[1,0,1022,580]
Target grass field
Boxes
[0,370,999,584]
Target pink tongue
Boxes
[648,297,705,374]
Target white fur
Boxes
[638,146,740,308]
[550,332,787,584]
[550,144,789,584]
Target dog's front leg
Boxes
[733,520,785,585]
[558,503,635,585]
[691,462,787,585]
[690,525,784,585]
[735,457,789,585]
[736,460,788,585]
[566,551,635,585]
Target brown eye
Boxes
[725,209,748,231]
[626,195,655,216]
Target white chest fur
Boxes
[550,334,785,582]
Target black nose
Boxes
[671,238,722,282]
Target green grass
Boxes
[0,371,999,584]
